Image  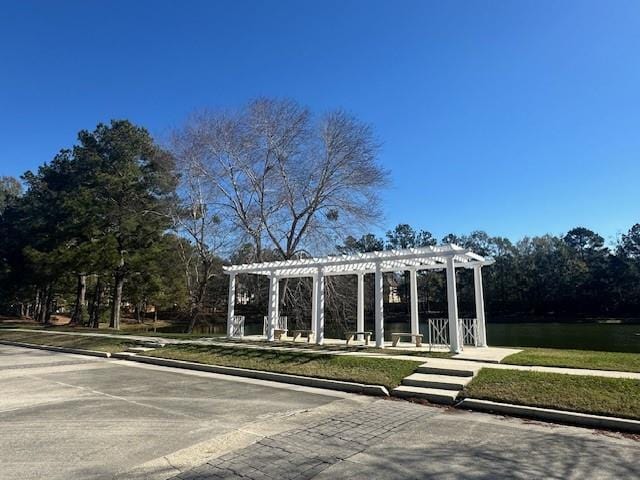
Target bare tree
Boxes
[172,98,387,259]
[171,98,388,331]
[169,148,231,332]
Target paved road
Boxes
[1,345,639,480]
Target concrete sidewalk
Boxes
[416,357,640,380]
[4,328,640,380]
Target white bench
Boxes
[391,333,423,347]
[291,329,314,343]
[273,328,287,340]
[345,331,372,345]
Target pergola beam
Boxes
[227,258,493,278]
[222,244,489,276]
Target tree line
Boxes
[1,98,638,331]
[0,99,386,330]
[336,224,640,322]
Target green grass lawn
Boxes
[0,324,450,357]
[503,348,640,373]
[0,330,139,353]
[0,322,218,340]
[145,344,422,390]
[463,368,640,420]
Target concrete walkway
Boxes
[420,357,640,380]
[4,328,640,380]
[452,346,522,362]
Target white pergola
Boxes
[223,244,494,353]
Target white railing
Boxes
[230,315,245,337]
[458,318,478,346]
[426,317,477,347]
[427,318,450,346]
[263,315,288,336]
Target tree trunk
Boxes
[135,302,142,323]
[34,288,41,321]
[70,274,87,325]
[40,284,53,324]
[187,259,211,333]
[38,288,47,324]
[110,251,125,329]
[89,277,102,328]
[110,274,124,329]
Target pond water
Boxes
[221,317,640,353]
[486,322,640,353]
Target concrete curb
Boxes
[0,340,112,358]
[458,398,640,433]
[113,352,390,397]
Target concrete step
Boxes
[111,351,137,359]
[139,342,166,348]
[416,365,476,377]
[392,385,459,405]
[125,346,157,353]
[402,373,471,391]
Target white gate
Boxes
[230,315,245,337]
[458,318,478,346]
[427,317,477,347]
[263,315,288,336]
[427,318,450,346]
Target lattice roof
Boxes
[223,244,493,278]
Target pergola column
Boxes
[314,268,325,345]
[267,273,279,342]
[446,256,461,353]
[374,262,384,348]
[311,274,318,336]
[473,265,488,347]
[357,272,365,340]
[409,269,419,337]
[226,272,236,338]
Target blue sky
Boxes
[1,0,639,244]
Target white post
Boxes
[311,274,318,336]
[226,273,236,337]
[267,274,279,341]
[474,265,488,347]
[446,256,461,353]
[315,269,325,345]
[374,263,384,348]
[409,269,419,337]
[357,272,365,340]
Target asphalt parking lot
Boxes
[0,344,360,480]
[1,344,639,480]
